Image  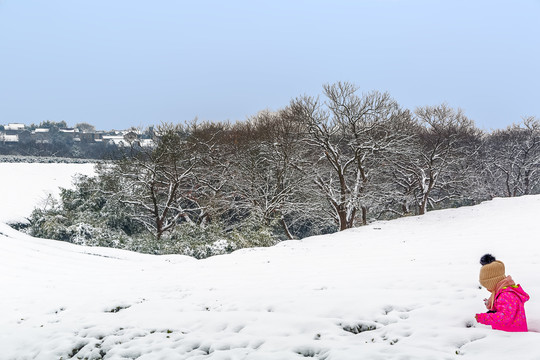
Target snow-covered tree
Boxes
[291,82,411,230]
[108,123,200,240]
[224,109,323,239]
[483,117,540,197]
[390,104,482,215]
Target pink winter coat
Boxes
[476,284,530,332]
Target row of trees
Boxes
[28,83,540,257]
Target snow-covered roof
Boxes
[102,135,129,146]
[34,128,50,133]
[59,128,79,133]
[4,123,25,131]
[122,129,142,135]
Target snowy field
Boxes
[1,163,539,360]
[0,162,95,224]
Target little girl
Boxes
[475,254,529,332]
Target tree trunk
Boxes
[524,170,531,195]
[401,201,409,215]
[418,197,427,215]
[338,206,349,231]
[361,206,368,225]
[280,216,294,240]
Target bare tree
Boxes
[483,117,540,197]
[184,120,232,226]
[391,104,482,215]
[291,82,411,230]
[108,123,199,240]
[226,109,314,239]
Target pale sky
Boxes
[1,0,539,131]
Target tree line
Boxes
[27,82,540,257]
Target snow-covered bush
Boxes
[64,223,130,248]
[28,200,71,242]
[27,172,278,258]
[151,222,277,259]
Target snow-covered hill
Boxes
[1,163,539,359]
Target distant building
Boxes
[59,128,79,140]
[0,133,19,143]
[5,123,25,131]
[102,135,129,146]
[32,128,51,143]
[59,128,79,133]
[78,132,103,143]
[0,124,151,148]
[4,123,25,135]
[34,128,50,133]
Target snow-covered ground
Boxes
[0,162,95,223]
[1,163,539,360]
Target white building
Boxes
[0,133,19,142]
[102,135,129,146]
[59,128,79,133]
[4,123,25,131]
[34,128,50,133]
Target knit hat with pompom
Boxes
[479,254,506,291]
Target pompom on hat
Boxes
[479,254,506,291]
